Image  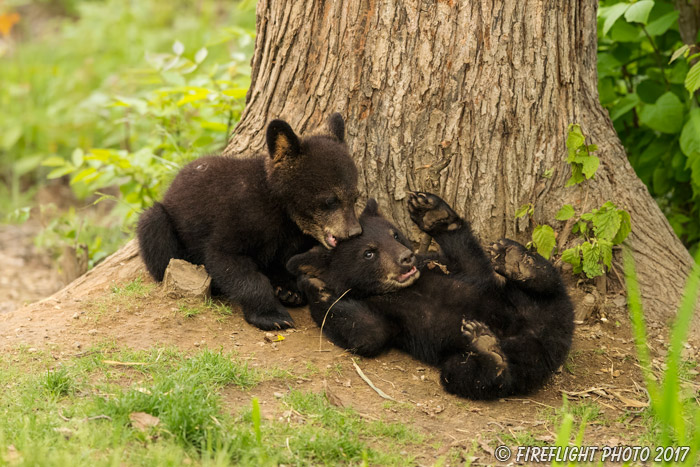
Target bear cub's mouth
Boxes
[397,266,418,283]
[324,231,338,248]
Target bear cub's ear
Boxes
[361,198,379,218]
[327,113,345,143]
[267,119,301,162]
[287,246,331,277]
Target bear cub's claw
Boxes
[487,238,539,283]
[461,319,507,375]
[246,308,295,331]
[407,192,461,233]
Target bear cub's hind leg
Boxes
[487,239,562,293]
[461,319,507,376]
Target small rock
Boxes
[88,329,98,336]
[72,313,79,320]
[27,348,37,353]
[74,342,82,349]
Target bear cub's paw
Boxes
[407,192,461,233]
[246,308,295,331]
[461,319,507,376]
[487,238,539,283]
[274,286,305,307]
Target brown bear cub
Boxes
[287,192,574,399]
[137,114,361,330]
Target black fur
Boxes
[137,114,361,330]
[287,192,574,400]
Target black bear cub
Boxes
[138,114,361,330]
[287,192,574,399]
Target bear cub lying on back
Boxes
[138,114,361,330]
[287,192,574,399]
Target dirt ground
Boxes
[1,228,697,465]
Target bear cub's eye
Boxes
[325,196,339,209]
[393,232,399,240]
[363,250,375,260]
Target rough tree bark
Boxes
[222,0,699,345]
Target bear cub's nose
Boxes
[399,250,415,266]
[347,224,362,238]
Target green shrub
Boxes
[598,0,700,254]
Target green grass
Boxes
[176,298,234,319]
[110,276,152,298]
[0,345,422,465]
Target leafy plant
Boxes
[0,0,256,266]
[598,0,700,254]
[516,125,632,278]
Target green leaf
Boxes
[612,210,632,244]
[600,3,630,36]
[592,203,622,241]
[70,167,98,185]
[1,125,22,150]
[624,0,654,24]
[172,40,185,56]
[599,239,614,269]
[200,121,229,132]
[687,153,700,190]
[639,92,684,134]
[669,44,689,64]
[47,165,76,179]
[581,156,600,179]
[685,62,700,96]
[581,241,604,278]
[609,93,640,121]
[680,109,700,157]
[71,148,84,167]
[515,203,533,219]
[561,247,581,268]
[532,225,556,260]
[13,154,44,176]
[610,19,643,42]
[566,124,585,150]
[556,204,575,221]
[222,88,248,99]
[543,168,554,179]
[565,165,584,187]
[42,156,68,167]
[645,10,679,36]
[194,47,208,64]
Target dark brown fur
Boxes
[137,114,361,330]
[288,193,574,399]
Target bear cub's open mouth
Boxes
[324,231,338,248]
[397,266,418,282]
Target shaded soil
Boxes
[1,237,697,465]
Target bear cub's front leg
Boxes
[407,192,462,234]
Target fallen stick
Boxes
[352,359,395,401]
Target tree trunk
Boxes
[222,0,699,345]
[676,0,700,46]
